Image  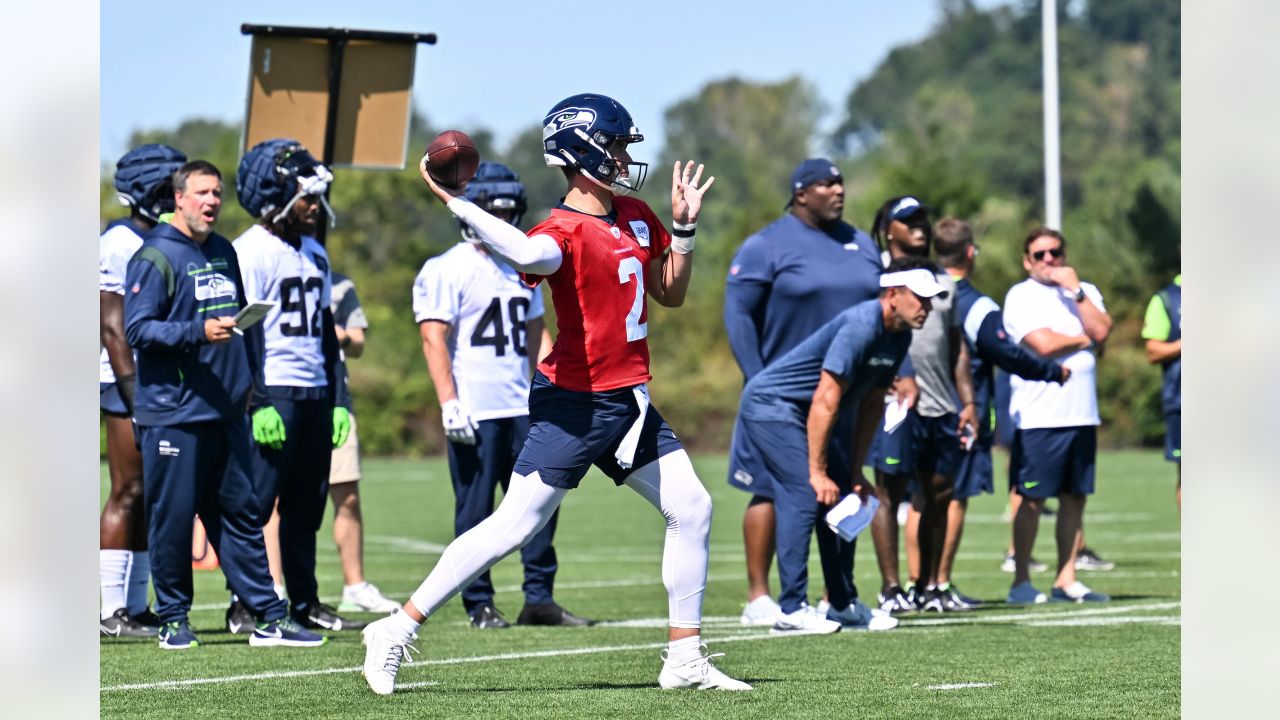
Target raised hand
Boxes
[671,161,715,226]
[419,155,469,206]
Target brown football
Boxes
[424,130,480,187]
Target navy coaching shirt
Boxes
[739,300,911,423]
[724,214,882,380]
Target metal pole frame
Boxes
[1042,1,1062,231]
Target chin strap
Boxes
[270,169,337,227]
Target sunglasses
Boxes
[1030,247,1064,261]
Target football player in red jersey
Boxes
[360,94,749,695]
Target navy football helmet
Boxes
[460,161,527,241]
[542,93,647,193]
[114,144,187,222]
[236,138,336,226]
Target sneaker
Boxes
[1075,547,1116,571]
[1051,581,1110,603]
[516,602,594,627]
[658,644,752,690]
[362,616,419,695]
[877,585,915,614]
[250,615,328,647]
[905,583,925,610]
[132,607,163,629]
[1006,581,1047,605]
[1001,552,1049,573]
[815,599,831,617]
[739,595,781,627]
[469,603,510,629]
[100,608,159,638]
[339,582,401,613]
[293,600,365,631]
[937,583,983,610]
[918,587,947,613]
[770,604,842,635]
[826,599,899,631]
[225,600,255,635]
[158,620,200,650]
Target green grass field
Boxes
[100,450,1180,719]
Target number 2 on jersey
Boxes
[617,256,647,342]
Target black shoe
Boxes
[469,603,511,629]
[938,583,983,610]
[516,602,594,627]
[1075,547,1116,571]
[919,587,948,613]
[292,600,365,631]
[132,607,163,629]
[877,585,915,615]
[905,583,926,611]
[100,608,159,638]
[225,600,255,635]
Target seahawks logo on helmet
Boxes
[544,107,597,133]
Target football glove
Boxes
[251,406,286,450]
[441,398,478,445]
[332,407,351,449]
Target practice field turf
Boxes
[100,450,1180,719]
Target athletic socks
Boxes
[665,635,703,666]
[388,608,421,641]
[125,551,151,616]
[100,549,130,620]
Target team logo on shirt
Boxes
[194,273,237,301]
[628,220,650,247]
[869,356,896,366]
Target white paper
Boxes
[883,394,910,433]
[231,301,276,335]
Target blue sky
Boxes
[102,0,1005,165]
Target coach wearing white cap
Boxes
[727,255,945,634]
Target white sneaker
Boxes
[815,599,831,616]
[1001,552,1049,573]
[341,582,402,613]
[1006,580,1047,605]
[361,616,418,695]
[827,599,899,631]
[658,645,752,691]
[770,604,842,635]
[739,595,781,626]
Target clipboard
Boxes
[231,301,276,335]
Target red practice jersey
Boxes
[523,197,672,392]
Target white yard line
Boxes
[927,682,996,690]
[102,601,1178,693]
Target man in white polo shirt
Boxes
[1002,227,1112,604]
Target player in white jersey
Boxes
[413,162,591,628]
[99,144,186,638]
[227,138,358,633]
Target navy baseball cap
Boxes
[888,196,930,221]
[785,158,842,207]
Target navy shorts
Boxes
[1165,412,1181,463]
[1009,426,1097,498]
[872,411,962,478]
[513,372,683,490]
[100,381,128,416]
[953,434,994,500]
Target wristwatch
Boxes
[1072,286,1086,303]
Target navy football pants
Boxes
[250,392,332,609]
[447,416,558,612]
[140,416,286,624]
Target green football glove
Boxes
[251,406,286,450]
[332,407,351,449]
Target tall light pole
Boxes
[1042,0,1062,230]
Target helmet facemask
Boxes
[270,145,337,227]
[574,130,647,194]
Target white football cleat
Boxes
[827,599,899,631]
[361,616,418,695]
[341,582,402,614]
[770,604,842,635]
[658,645,752,691]
[739,595,781,627]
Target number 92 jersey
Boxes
[233,224,332,387]
[413,243,545,421]
[522,196,671,392]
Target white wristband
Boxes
[671,234,695,254]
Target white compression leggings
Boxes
[408,449,712,628]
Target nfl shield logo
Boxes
[629,220,650,247]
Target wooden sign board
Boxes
[242,36,416,169]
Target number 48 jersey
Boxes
[234,224,332,387]
[413,243,545,421]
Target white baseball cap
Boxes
[879,268,948,298]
